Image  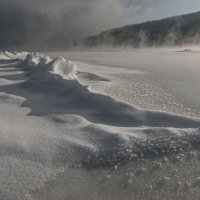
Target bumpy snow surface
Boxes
[1,50,200,200]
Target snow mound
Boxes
[0,52,10,60]
[21,53,51,70]
[50,57,77,80]
[3,51,29,60]
[21,53,77,80]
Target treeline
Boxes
[83,11,200,47]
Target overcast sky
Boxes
[1,0,200,49]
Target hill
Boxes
[83,11,200,47]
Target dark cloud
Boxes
[0,0,200,50]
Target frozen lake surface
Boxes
[1,50,200,200]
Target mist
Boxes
[1,0,200,50]
[0,0,131,50]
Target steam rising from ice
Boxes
[1,0,200,49]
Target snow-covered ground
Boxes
[48,50,200,117]
[1,50,200,200]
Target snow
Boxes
[0,50,200,200]
[51,57,77,80]
[49,50,200,116]
[0,52,10,60]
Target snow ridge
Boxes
[1,51,200,200]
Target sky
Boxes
[1,0,200,49]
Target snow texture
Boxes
[0,51,200,200]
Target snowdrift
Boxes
[8,51,199,167]
[18,53,200,128]
[0,52,10,60]
[1,51,200,200]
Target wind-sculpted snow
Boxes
[51,57,77,80]
[21,53,77,80]
[0,52,10,60]
[18,53,200,128]
[0,51,200,200]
